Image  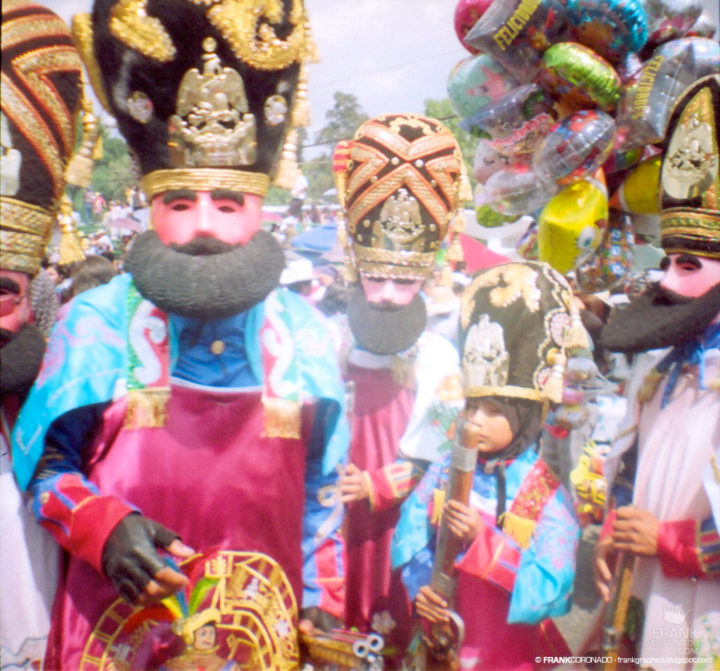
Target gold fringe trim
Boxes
[566,309,590,350]
[501,511,536,550]
[57,196,85,266]
[65,92,100,189]
[543,353,566,404]
[638,368,665,405]
[262,396,302,439]
[124,388,170,429]
[391,354,417,391]
[458,168,473,203]
[274,130,300,190]
[290,64,311,128]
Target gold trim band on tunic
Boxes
[140,169,270,199]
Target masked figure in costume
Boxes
[596,74,720,665]
[0,3,85,667]
[392,261,585,670]
[11,1,348,668]
[334,114,467,658]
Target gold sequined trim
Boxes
[350,244,436,278]
[140,169,270,199]
[109,0,176,62]
[463,384,546,404]
[0,198,54,237]
[2,72,60,201]
[199,0,306,70]
[14,46,82,159]
[71,14,112,113]
[1,14,72,49]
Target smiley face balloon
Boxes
[537,170,608,274]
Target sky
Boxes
[45,0,719,154]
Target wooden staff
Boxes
[404,419,479,671]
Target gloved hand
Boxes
[101,513,193,603]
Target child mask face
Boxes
[463,398,514,454]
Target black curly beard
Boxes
[347,285,427,355]
[125,230,285,320]
[0,324,46,399]
[600,282,720,353]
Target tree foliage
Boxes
[89,123,136,203]
[298,92,369,201]
[423,97,476,183]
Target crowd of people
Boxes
[1,1,718,671]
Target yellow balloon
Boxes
[538,173,608,275]
[610,156,661,215]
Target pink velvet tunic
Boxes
[45,383,311,671]
[344,363,415,651]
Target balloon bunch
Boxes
[449,0,719,290]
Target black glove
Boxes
[101,513,180,602]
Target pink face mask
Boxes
[660,254,720,299]
[0,269,31,335]
[151,190,262,245]
[360,275,424,307]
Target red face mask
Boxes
[0,269,31,335]
[360,275,424,307]
[151,189,262,246]
[660,254,720,299]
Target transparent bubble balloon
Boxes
[462,83,557,156]
[473,138,520,184]
[643,0,702,50]
[484,164,557,216]
[533,110,616,186]
[447,53,518,122]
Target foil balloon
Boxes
[537,42,622,113]
[533,110,616,187]
[473,138,518,183]
[615,51,644,84]
[516,218,539,259]
[462,83,557,156]
[609,155,661,215]
[464,0,567,83]
[617,37,720,145]
[575,210,635,293]
[685,12,717,39]
[484,163,557,217]
[642,0,703,51]
[447,53,518,122]
[565,0,648,63]
[454,0,495,53]
[537,170,608,274]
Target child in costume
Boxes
[392,261,584,670]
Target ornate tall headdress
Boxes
[659,73,719,258]
[459,261,588,406]
[71,0,316,200]
[335,113,471,280]
[1,0,85,275]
